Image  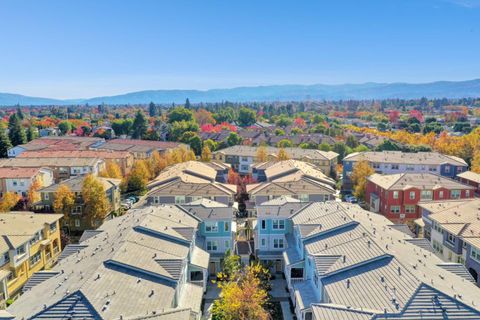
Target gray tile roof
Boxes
[7,205,208,320]
[344,151,467,166]
[311,304,374,320]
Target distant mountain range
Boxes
[1,79,480,106]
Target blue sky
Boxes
[0,0,479,99]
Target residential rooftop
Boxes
[288,202,480,315]
[40,175,121,193]
[367,172,474,190]
[458,170,480,184]
[344,151,467,166]
[214,145,339,161]
[0,157,103,168]
[6,205,207,320]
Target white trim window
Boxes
[272,219,285,230]
[405,205,416,214]
[298,194,309,202]
[174,196,186,204]
[225,240,230,249]
[409,191,415,200]
[471,247,480,263]
[451,190,461,199]
[273,238,284,249]
[206,241,218,251]
[261,238,266,247]
[390,206,400,214]
[205,221,218,233]
[421,190,433,200]
[393,191,399,199]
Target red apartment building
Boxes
[366,173,475,223]
[457,171,480,195]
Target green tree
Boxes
[169,120,199,141]
[111,119,133,136]
[203,139,218,152]
[277,139,293,148]
[185,98,191,109]
[345,135,359,148]
[148,102,158,117]
[227,132,242,146]
[0,127,12,158]
[26,126,38,142]
[58,121,72,135]
[238,107,256,127]
[8,114,26,146]
[132,110,148,139]
[332,142,348,163]
[168,107,194,123]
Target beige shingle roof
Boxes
[214,145,338,161]
[457,171,480,184]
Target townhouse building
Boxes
[0,158,105,183]
[281,202,480,320]
[342,151,468,192]
[0,167,54,199]
[147,161,236,206]
[366,172,474,223]
[213,145,338,175]
[35,175,121,236]
[246,161,336,213]
[0,213,62,306]
[7,136,105,158]
[254,196,307,273]
[418,199,480,285]
[181,199,236,276]
[18,150,134,175]
[457,170,480,194]
[5,205,209,319]
[95,139,188,159]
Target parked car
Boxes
[127,196,139,204]
[344,195,358,203]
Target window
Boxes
[205,222,218,232]
[409,191,415,200]
[29,251,41,267]
[272,219,285,230]
[225,240,230,249]
[50,222,57,232]
[390,206,400,214]
[391,164,399,170]
[466,190,471,198]
[29,232,42,246]
[372,163,380,169]
[428,166,437,172]
[4,252,10,263]
[273,238,284,249]
[206,241,218,251]
[75,219,80,227]
[405,205,416,214]
[261,220,266,230]
[12,181,17,186]
[445,166,450,173]
[241,157,248,162]
[406,165,414,171]
[241,165,249,171]
[393,191,399,199]
[16,245,26,256]
[446,233,455,244]
[421,190,432,200]
[224,222,229,232]
[174,196,186,204]
[471,247,480,263]
[72,206,82,214]
[433,240,444,254]
[43,193,49,200]
[261,238,266,247]
[457,166,464,173]
[451,190,461,199]
[439,191,444,198]
[153,196,160,204]
[298,194,309,202]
